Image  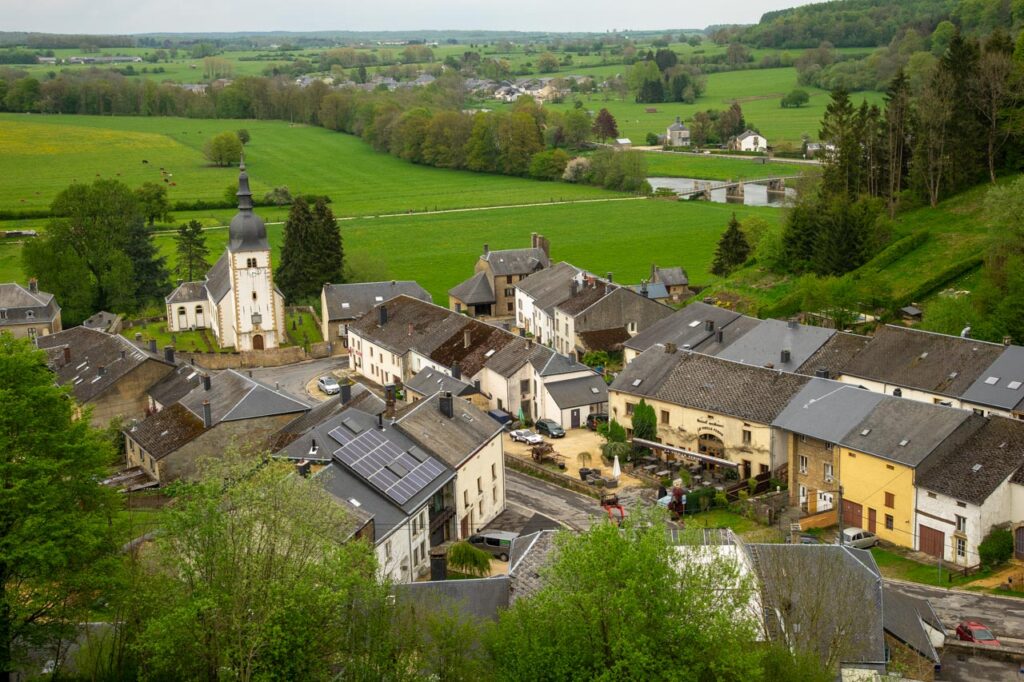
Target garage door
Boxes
[841,499,863,529]
[1016,526,1024,560]
[920,524,944,558]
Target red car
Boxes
[955,620,1001,646]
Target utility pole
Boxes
[837,485,844,546]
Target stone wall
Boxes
[178,341,343,370]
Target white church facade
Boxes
[165,160,285,351]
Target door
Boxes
[742,460,752,480]
[920,525,944,558]
[841,499,863,529]
[252,334,264,350]
[1017,526,1024,560]
[868,508,877,533]
[570,409,580,429]
[195,307,204,328]
[460,515,469,539]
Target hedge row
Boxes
[861,230,929,273]
[899,255,984,306]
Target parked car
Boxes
[789,534,821,545]
[317,375,340,395]
[586,413,609,431]
[956,620,1000,646]
[468,531,519,562]
[839,527,878,549]
[535,419,566,438]
[510,429,543,445]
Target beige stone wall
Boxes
[88,360,174,428]
[788,432,838,513]
[2,321,59,339]
[178,341,340,370]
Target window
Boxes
[491,463,497,481]
[385,540,392,560]
[956,537,966,559]
[246,257,257,268]
[420,540,427,563]
[798,455,808,475]
[478,499,484,516]
[520,379,530,396]
[927,491,937,499]
[251,291,257,300]
[477,477,482,493]
[0,310,6,320]
[824,442,834,451]
[463,490,469,508]
[506,275,513,284]
[885,492,895,509]
[660,410,670,425]
[848,452,856,458]
[507,302,514,312]
[885,515,894,530]
[823,463,833,481]
[956,515,967,533]
[742,429,752,445]
[27,328,36,340]
[492,486,498,504]
[956,501,967,508]
[798,485,807,502]
[25,310,34,319]
[626,403,636,416]
[504,288,514,297]
[886,464,895,470]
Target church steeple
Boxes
[227,155,268,252]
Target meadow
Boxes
[642,153,808,181]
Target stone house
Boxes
[648,264,691,301]
[0,280,61,340]
[449,233,551,318]
[665,117,690,147]
[514,261,584,345]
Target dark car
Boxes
[956,620,1000,646]
[586,413,609,431]
[535,419,565,438]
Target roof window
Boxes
[860,428,871,436]
[898,438,910,447]
[631,379,642,387]
[985,376,999,385]
[1009,381,1022,390]
[972,464,982,472]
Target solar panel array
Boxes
[331,426,446,505]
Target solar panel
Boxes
[328,426,354,447]
[333,428,448,507]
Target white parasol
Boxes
[612,455,621,480]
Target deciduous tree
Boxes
[203,131,243,166]
[591,108,619,141]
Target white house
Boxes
[730,130,767,153]
[666,117,690,147]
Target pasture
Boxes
[642,153,809,180]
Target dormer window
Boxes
[25,310,34,319]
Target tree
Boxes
[0,335,119,680]
[174,220,210,282]
[973,34,1022,183]
[911,68,955,207]
[630,399,657,444]
[486,510,763,680]
[711,213,752,276]
[781,89,810,108]
[447,541,492,577]
[536,52,560,73]
[236,128,250,145]
[276,198,317,303]
[819,89,859,198]
[135,182,171,226]
[884,70,912,217]
[528,149,570,181]
[203,131,243,166]
[310,198,344,289]
[592,108,619,142]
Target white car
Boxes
[510,429,543,445]
[317,375,341,395]
[839,527,878,549]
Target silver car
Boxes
[840,527,878,549]
[510,429,543,445]
[317,375,341,395]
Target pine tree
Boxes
[276,198,316,303]
[122,211,170,305]
[174,220,210,282]
[711,213,751,276]
[819,89,858,199]
[311,199,344,287]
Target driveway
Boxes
[885,579,1024,641]
[505,470,602,531]
[249,355,349,403]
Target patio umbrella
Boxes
[612,455,621,480]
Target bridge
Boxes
[671,176,799,200]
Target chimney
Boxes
[148,339,157,354]
[463,329,472,349]
[664,342,677,354]
[62,346,71,364]
[650,263,657,279]
[640,280,648,297]
[483,243,489,255]
[780,349,791,364]
[570,280,578,297]
[379,305,388,326]
[815,368,829,378]
[606,271,613,283]
[202,373,211,391]
[675,115,681,125]
[120,349,126,360]
[164,346,175,364]
[531,232,538,249]
[451,361,461,380]
[705,319,714,332]
[135,332,142,342]
[439,391,454,418]
[202,399,212,428]
[391,279,396,287]
[97,365,106,377]
[788,318,798,329]
[537,234,550,258]
[28,278,38,293]
[716,330,724,343]
[340,382,352,405]
[377,412,384,430]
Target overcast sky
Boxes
[7,0,810,35]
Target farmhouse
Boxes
[449,233,551,319]
[729,130,767,153]
[0,280,61,340]
[665,117,690,147]
[164,160,285,351]
[320,280,432,346]
[649,264,691,300]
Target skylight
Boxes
[374,296,383,302]
[985,376,1000,385]
[484,349,496,358]
[860,428,871,436]
[688,320,701,328]
[341,302,350,309]
[919,352,929,360]
[899,439,910,447]
[1010,381,1022,390]
[590,386,600,394]
[348,498,362,507]
[972,464,982,473]
[632,378,643,387]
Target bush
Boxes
[713,492,728,508]
[645,132,660,145]
[528,149,570,181]
[264,186,293,205]
[978,528,1014,568]
[204,131,243,166]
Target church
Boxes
[165,160,285,351]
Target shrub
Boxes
[978,528,1014,568]
[714,492,728,508]
[645,132,660,145]
[203,131,243,166]
[562,156,591,183]
[264,186,293,205]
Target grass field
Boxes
[0,114,621,214]
[643,152,811,181]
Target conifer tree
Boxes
[311,199,344,287]
[711,213,751,276]
[276,198,316,302]
[173,220,210,282]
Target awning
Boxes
[631,438,739,469]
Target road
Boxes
[884,579,1024,640]
[505,470,603,531]
[249,355,349,403]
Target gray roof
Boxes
[916,416,1024,505]
[227,161,269,252]
[796,331,870,379]
[508,530,558,603]
[772,379,886,443]
[612,347,809,424]
[205,253,232,303]
[147,364,203,407]
[179,369,309,424]
[843,397,978,467]
[395,393,501,469]
[0,282,59,326]
[405,367,476,398]
[961,345,1024,411]
[323,280,432,322]
[667,119,688,132]
[516,262,581,313]
[717,319,835,372]
[81,310,118,331]
[650,265,689,287]
[316,462,408,543]
[482,337,552,378]
[531,349,591,377]
[37,327,169,403]
[448,271,495,306]
[627,282,669,300]
[841,325,1005,398]
[543,373,608,409]
[166,281,207,304]
[126,402,206,460]
[395,576,509,622]
[623,301,742,353]
[483,246,550,277]
[882,586,941,664]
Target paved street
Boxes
[505,470,603,531]
[249,355,349,403]
[885,579,1024,640]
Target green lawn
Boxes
[285,310,323,346]
[121,320,221,353]
[644,152,810,181]
[683,508,761,535]
[870,547,992,588]
[0,114,621,214]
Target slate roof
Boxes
[37,327,169,403]
[204,253,232,303]
[651,265,689,287]
[961,345,1024,411]
[395,393,502,469]
[916,416,1024,505]
[531,349,591,377]
[126,402,206,460]
[772,379,886,444]
[843,397,980,468]
[555,281,613,316]
[623,301,742,353]
[841,325,1005,398]
[667,119,688,132]
[0,282,60,326]
[516,262,581,313]
[796,331,870,379]
[717,319,835,372]
[323,281,433,322]
[448,271,495,306]
[544,374,608,409]
[481,337,551,378]
[405,367,476,398]
[881,586,941,664]
[271,384,385,456]
[428,318,521,378]
[82,310,118,331]
[395,576,510,622]
[482,246,549,277]
[165,281,207,304]
[315,462,407,543]
[627,282,670,300]
[612,347,809,424]
[178,369,309,424]
[348,295,465,356]
[508,530,558,603]
[147,364,203,407]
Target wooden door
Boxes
[252,334,264,350]
[841,499,863,529]
[460,515,469,539]
[868,508,877,533]
[571,409,580,428]
[919,525,944,558]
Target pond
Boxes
[648,177,797,207]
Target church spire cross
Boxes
[236,155,253,211]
